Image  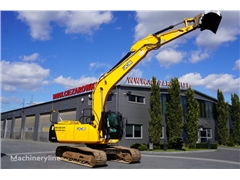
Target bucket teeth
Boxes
[200,11,222,34]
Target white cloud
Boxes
[17,11,113,40]
[127,68,143,77]
[0,60,50,92]
[2,85,16,92]
[179,73,204,86]
[20,52,39,61]
[195,27,239,49]
[0,96,20,104]
[89,62,111,69]
[89,62,112,77]
[0,96,21,112]
[189,50,209,63]
[142,51,158,63]
[156,48,185,68]
[17,11,64,40]
[63,11,112,34]
[90,62,97,68]
[232,59,240,70]
[204,74,239,93]
[53,75,98,89]
[0,96,22,111]
[179,72,240,94]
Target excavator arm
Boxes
[92,11,222,126]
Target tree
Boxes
[166,78,183,139]
[216,89,229,145]
[184,87,199,147]
[149,76,162,144]
[231,93,240,145]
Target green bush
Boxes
[168,137,183,149]
[196,142,218,149]
[210,143,218,149]
[196,143,207,149]
[153,144,161,150]
[227,136,235,147]
[227,141,235,147]
[130,143,141,149]
[150,143,161,150]
[160,143,168,150]
[138,144,148,151]
[188,143,196,149]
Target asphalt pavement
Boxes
[1,138,240,169]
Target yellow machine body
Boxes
[53,120,118,144]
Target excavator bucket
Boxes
[200,11,222,34]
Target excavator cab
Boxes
[102,111,124,141]
[200,10,222,34]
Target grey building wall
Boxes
[1,84,231,147]
[115,85,151,147]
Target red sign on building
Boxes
[52,82,97,100]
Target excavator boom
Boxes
[49,11,222,167]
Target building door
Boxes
[24,115,35,140]
[5,119,12,138]
[38,113,51,141]
[12,117,22,139]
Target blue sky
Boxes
[1,2,240,112]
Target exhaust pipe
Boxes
[200,10,222,34]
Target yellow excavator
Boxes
[49,11,222,167]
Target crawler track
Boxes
[55,146,107,167]
[103,146,141,164]
[55,145,141,168]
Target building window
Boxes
[107,94,113,102]
[125,124,142,139]
[205,101,214,118]
[137,96,144,103]
[197,100,207,118]
[206,129,212,138]
[199,128,212,142]
[197,100,215,119]
[128,95,145,104]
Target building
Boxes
[0,77,232,147]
